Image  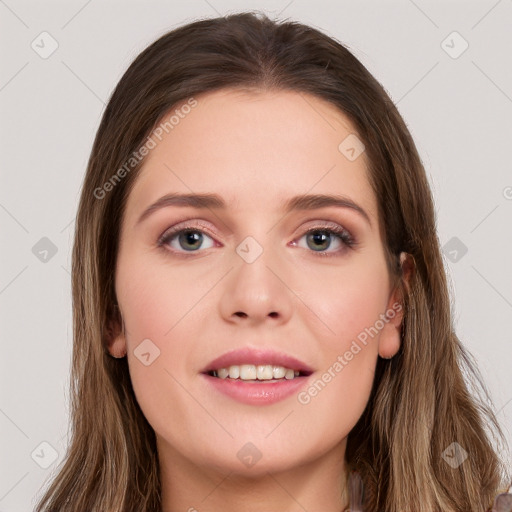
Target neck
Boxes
[158,437,350,512]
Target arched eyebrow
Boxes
[136,192,371,226]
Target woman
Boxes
[35,11,511,512]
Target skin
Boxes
[108,88,407,512]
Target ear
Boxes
[105,305,127,358]
[378,252,414,359]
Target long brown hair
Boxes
[35,11,510,512]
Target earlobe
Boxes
[378,252,414,359]
[109,336,127,359]
[105,305,127,358]
[378,305,402,359]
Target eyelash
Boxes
[156,219,357,258]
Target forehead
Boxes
[123,88,377,223]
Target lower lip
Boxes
[201,373,311,405]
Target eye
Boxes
[293,223,356,256]
[158,221,216,253]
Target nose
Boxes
[218,245,293,327]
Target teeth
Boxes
[273,365,286,379]
[257,365,273,380]
[240,364,256,380]
[217,368,229,379]
[228,365,239,379]
[212,364,301,381]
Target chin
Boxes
[178,436,307,477]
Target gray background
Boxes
[1,0,511,509]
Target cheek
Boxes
[117,254,207,351]
[303,256,390,355]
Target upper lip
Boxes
[201,347,314,375]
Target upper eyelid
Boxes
[158,219,219,243]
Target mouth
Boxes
[199,348,314,405]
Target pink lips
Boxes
[200,347,314,406]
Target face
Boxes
[110,88,403,477]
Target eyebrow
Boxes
[136,192,371,226]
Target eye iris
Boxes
[307,231,331,251]
[179,230,203,250]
